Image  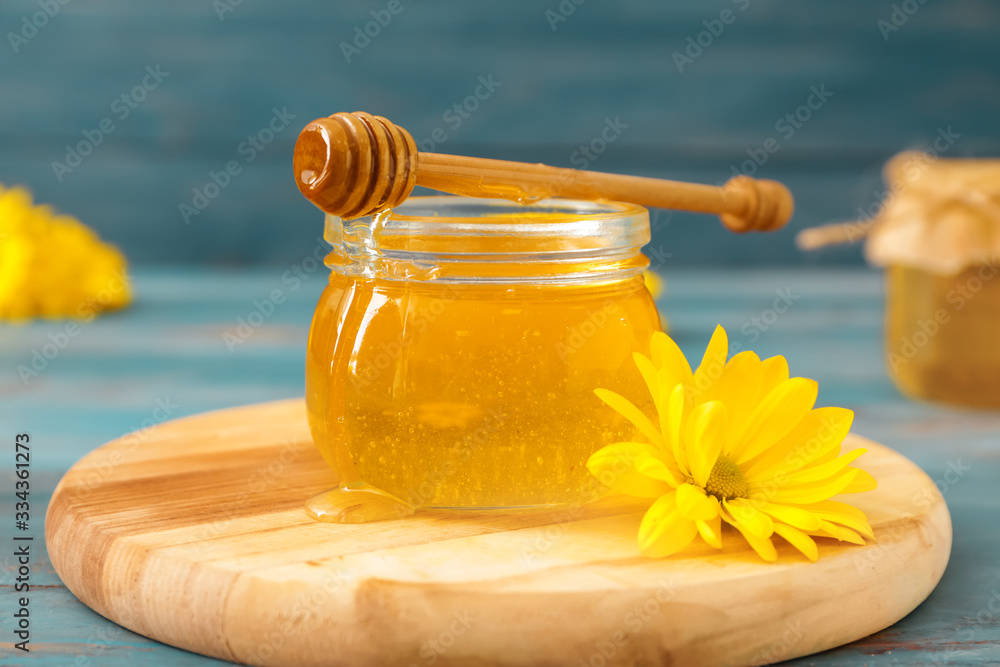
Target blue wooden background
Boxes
[2,0,999,266]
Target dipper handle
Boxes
[294,112,794,232]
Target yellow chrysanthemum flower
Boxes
[587,325,876,562]
[0,184,131,322]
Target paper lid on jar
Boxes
[797,152,1000,275]
[866,152,1000,274]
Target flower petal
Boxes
[760,468,859,505]
[752,501,823,531]
[813,520,866,545]
[839,468,878,494]
[799,500,868,521]
[731,378,819,465]
[743,407,854,480]
[801,500,868,525]
[676,483,719,521]
[587,443,675,498]
[691,325,729,400]
[773,523,819,562]
[729,521,778,562]
[638,492,699,558]
[633,352,660,409]
[776,448,868,487]
[594,388,664,448]
[803,499,870,521]
[696,510,723,549]
[650,331,693,384]
[758,355,789,400]
[709,351,762,453]
[795,500,875,539]
[722,498,774,538]
[664,383,689,470]
[685,401,728,487]
[634,452,681,487]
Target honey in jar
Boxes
[885,264,1000,407]
[304,197,661,521]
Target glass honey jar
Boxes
[798,152,1000,407]
[304,197,661,522]
[832,151,1000,408]
[869,154,1000,408]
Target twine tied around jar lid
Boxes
[797,151,1000,275]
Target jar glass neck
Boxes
[323,197,651,285]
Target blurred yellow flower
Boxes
[0,184,131,322]
[642,270,664,299]
[587,325,876,562]
[642,270,668,332]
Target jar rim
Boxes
[324,196,651,284]
[327,196,650,250]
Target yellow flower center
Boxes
[704,455,748,500]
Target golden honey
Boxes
[305,197,660,517]
[886,264,1000,407]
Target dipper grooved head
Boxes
[294,112,418,219]
[721,176,795,233]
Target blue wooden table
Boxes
[2,267,998,666]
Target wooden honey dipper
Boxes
[294,111,794,232]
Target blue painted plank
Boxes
[1,0,998,264]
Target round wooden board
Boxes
[46,399,951,667]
